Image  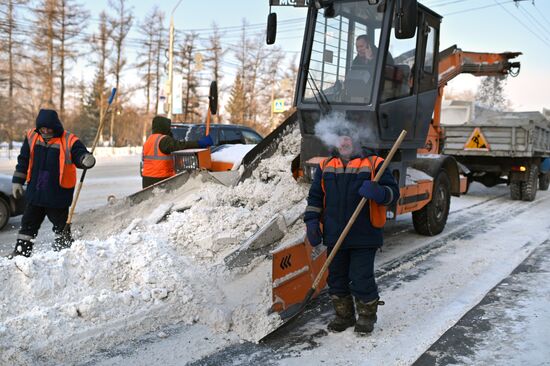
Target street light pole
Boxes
[167,0,183,119]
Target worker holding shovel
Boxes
[304,128,400,335]
[8,109,96,258]
[141,116,213,188]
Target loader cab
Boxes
[289,0,441,175]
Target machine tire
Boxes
[538,173,550,191]
[510,181,522,200]
[0,198,10,231]
[521,165,538,201]
[412,170,451,236]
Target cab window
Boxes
[303,2,385,105]
[381,20,418,102]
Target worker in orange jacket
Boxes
[142,116,213,188]
[9,109,96,258]
[304,131,399,335]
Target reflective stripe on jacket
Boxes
[26,129,78,189]
[320,156,387,228]
[304,153,400,249]
[142,134,175,178]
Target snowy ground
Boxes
[98,183,548,366]
[1,136,549,365]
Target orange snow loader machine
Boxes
[260,0,521,322]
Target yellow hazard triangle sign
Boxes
[464,127,490,151]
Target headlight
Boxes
[173,152,199,172]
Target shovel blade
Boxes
[270,239,327,317]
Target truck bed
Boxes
[443,111,550,158]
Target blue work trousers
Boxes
[327,246,379,302]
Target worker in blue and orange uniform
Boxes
[141,116,213,188]
[9,109,96,258]
[304,132,400,335]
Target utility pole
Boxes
[167,0,183,119]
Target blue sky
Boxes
[84,0,550,111]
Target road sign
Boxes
[273,99,285,113]
[464,127,490,151]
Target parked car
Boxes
[0,173,25,230]
[171,123,263,148]
[168,123,264,173]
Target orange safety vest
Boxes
[26,129,79,189]
[320,156,387,228]
[142,134,175,178]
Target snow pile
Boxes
[211,144,256,170]
[0,125,308,365]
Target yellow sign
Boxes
[464,127,490,151]
[273,99,286,113]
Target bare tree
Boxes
[226,73,246,124]
[152,11,166,118]
[245,34,270,127]
[136,6,165,141]
[55,0,89,119]
[90,11,111,144]
[204,22,226,122]
[176,32,201,122]
[257,44,285,133]
[233,19,250,123]
[108,0,133,146]
[0,0,28,138]
[32,0,58,108]
[136,7,156,114]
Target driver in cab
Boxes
[345,35,394,101]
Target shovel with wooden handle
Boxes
[263,129,407,339]
[63,88,117,237]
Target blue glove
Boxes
[305,220,322,247]
[358,180,387,204]
[198,135,214,148]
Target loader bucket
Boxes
[270,238,328,315]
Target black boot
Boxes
[52,229,74,251]
[327,295,356,332]
[7,239,33,259]
[354,297,384,335]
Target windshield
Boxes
[172,125,217,144]
[303,1,386,106]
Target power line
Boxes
[531,2,550,31]
[493,0,550,49]
[443,0,515,16]
[425,0,481,8]
[516,3,550,40]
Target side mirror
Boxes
[209,81,218,115]
[394,0,417,39]
[266,13,277,45]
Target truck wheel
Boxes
[521,165,538,201]
[539,173,550,191]
[0,198,10,231]
[413,170,451,236]
[510,181,522,200]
